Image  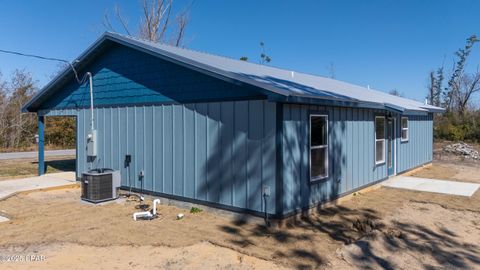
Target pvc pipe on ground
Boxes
[133,211,152,221]
[152,199,160,215]
[132,198,161,221]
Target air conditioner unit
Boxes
[81,168,121,203]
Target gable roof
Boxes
[23,32,444,113]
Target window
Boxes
[375,116,386,164]
[310,115,328,181]
[401,117,409,142]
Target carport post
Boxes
[38,115,45,176]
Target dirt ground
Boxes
[0,159,479,269]
[0,156,75,180]
[331,161,480,269]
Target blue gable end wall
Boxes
[38,43,266,110]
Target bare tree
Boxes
[389,89,404,97]
[104,0,191,47]
[456,69,480,114]
[0,72,8,148]
[173,8,189,46]
[259,42,271,64]
[443,35,479,111]
[139,0,171,42]
[427,67,444,107]
[0,69,37,149]
[427,71,435,104]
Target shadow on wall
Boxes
[282,104,347,215]
[39,42,353,216]
[190,101,276,215]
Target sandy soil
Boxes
[0,188,340,269]
[0,160,479,269]
[335,200,480,269]
[329,160,480,269]
[1,242,286,270]
[412,161,480,184]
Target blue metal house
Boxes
[22,32,443,218]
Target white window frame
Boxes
[310,114,329,181]
[375,116,386,165]
[401,117,409,142]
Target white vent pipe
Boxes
[133,199,161,221]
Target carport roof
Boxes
[23,32,444,113]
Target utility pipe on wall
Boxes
[86,72,95,130]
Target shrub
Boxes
[435,111,480,142]
[190,207,203,214]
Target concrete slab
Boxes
[382,176,480,197]
[0,172,77,200]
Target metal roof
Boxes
[23,32,444,113]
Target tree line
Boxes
[0,69,75,151]
[427,35,480,142]
[0,69,37,150]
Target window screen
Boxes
[401,117,409,141]
[375,117,386,164]
[310,115,328,180]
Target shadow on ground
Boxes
[217,204,480,270]
[374,221,480,270]
[218,205,382,270]
[33,158,76,174]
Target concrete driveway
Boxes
[382,176,480,197]
[0,149,75,160]
[0,172,77,201]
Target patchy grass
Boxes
[190,207,203,214]
[0,156,75,180]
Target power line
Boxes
[0,48,88,85]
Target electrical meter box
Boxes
[87,129,97,157]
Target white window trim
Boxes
[401,117,409,142]
[375,116,386,165]
[310,114,329,181]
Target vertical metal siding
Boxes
[39,103,433,216]
[233,101,248,208]
[397,114,433,173]
[281,104,388,214]
[40,100,277,214]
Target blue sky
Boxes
[0,0,479,102]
